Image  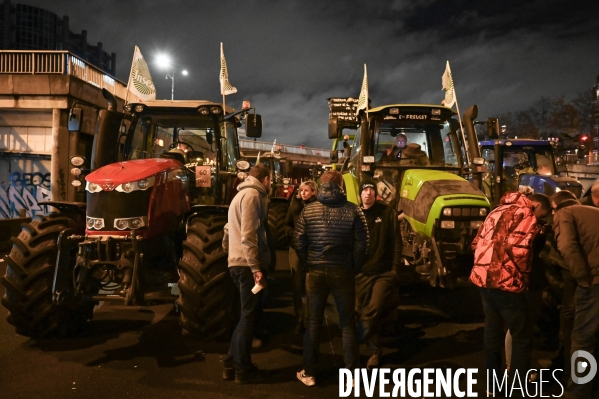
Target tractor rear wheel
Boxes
[268,201,290,250]
[1,210,91,337]
[177,212,236,340]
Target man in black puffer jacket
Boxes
[294,170,369,387]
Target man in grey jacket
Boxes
[222,164,271,384]
[551,190,599,398]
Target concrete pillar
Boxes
[51,108,70,202]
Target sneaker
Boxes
[367,353,380,370]
[297,370,316,387]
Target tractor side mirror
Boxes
[487,118,500,139]
[68,108,83,132]
[330,150,339,163]
[246,114,263,138]
[328,117,340,139]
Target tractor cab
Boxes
[479,139,583,203]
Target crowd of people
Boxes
[222,162,599,396]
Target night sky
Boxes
[20,0,599,148]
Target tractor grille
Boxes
[86,189,152,231]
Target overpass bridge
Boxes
[239,139,329,166]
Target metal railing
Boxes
[239,138,330,158]
[0,50,128,99]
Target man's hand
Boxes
[254,270,267,288]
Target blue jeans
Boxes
[566,284,599,399]
[224,266,261,375]
[303,267,358,376]
[479,288,531,388]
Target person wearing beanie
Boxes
[355,177,402,370]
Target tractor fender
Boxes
[38,201,86,217]
[184,205,229,225]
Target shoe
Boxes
[235,367,266,385]
[223,367,234,381]
[367,353,380,370]
[297,369,316,387]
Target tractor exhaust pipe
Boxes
[463,105,482,189]
[102,88,118,111]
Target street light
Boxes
[156,53,188,100]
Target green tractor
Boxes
[329,103,491,287]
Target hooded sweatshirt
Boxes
[223,175,270,273]
[469,192,540,293]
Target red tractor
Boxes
[1,90,262,339]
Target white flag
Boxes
[356,64,369,116]
[442,60,455,108]
[220,42,237,96]
[127,46,156,101]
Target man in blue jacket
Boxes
[294,170,369,387]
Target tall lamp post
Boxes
[157,53,188,100]
[165,70,188,100]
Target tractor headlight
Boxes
[71,179,82,187]
[70,156,85,167]
[137,178,149,189]
[113,217,147,230]
[283,178,290,185]
[236,160,250,171]
[237,171,248,180]
[440,220,455,229]
[479,208,488,217]
[442,208,452,216]
[87,217,105,230]
[122,182,135,193]
[470,221,483,229]
[134,104,145,112]
[87,182,102,193]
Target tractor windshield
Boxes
[481,144,556,193]
[374,119,459,167]
[128,113,218,164]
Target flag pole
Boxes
[124,46,137,106]
[454,95,470,165]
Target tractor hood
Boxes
[86,159,182,186]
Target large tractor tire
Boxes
[177,212,236,341]
[267,201,290,250]
[1,210,91,338]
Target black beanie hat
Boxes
[360,178,377,194]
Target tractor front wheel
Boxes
[177,212,236,340]
[1,211,91,337]
[268,201,290,250]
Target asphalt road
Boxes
[0,251,566,398]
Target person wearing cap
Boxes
[355,178,402,370]
[380,134,407,162]
[398,143,430,166]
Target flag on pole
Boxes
[442,60,455,108]
[220,42,237,96]
[127,46,156,101]
[356,64,369,116]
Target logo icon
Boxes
[571,350,597,384]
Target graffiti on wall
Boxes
[0,171,51,219]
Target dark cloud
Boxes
[18,0,599,147]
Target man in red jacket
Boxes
[470,192,551,389]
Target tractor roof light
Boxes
[134,104,145,113]
[389,108,399,115]
[124,104,132,112]
[198,107,210,115]
[431,109,441,115]
[210,106,222,114]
